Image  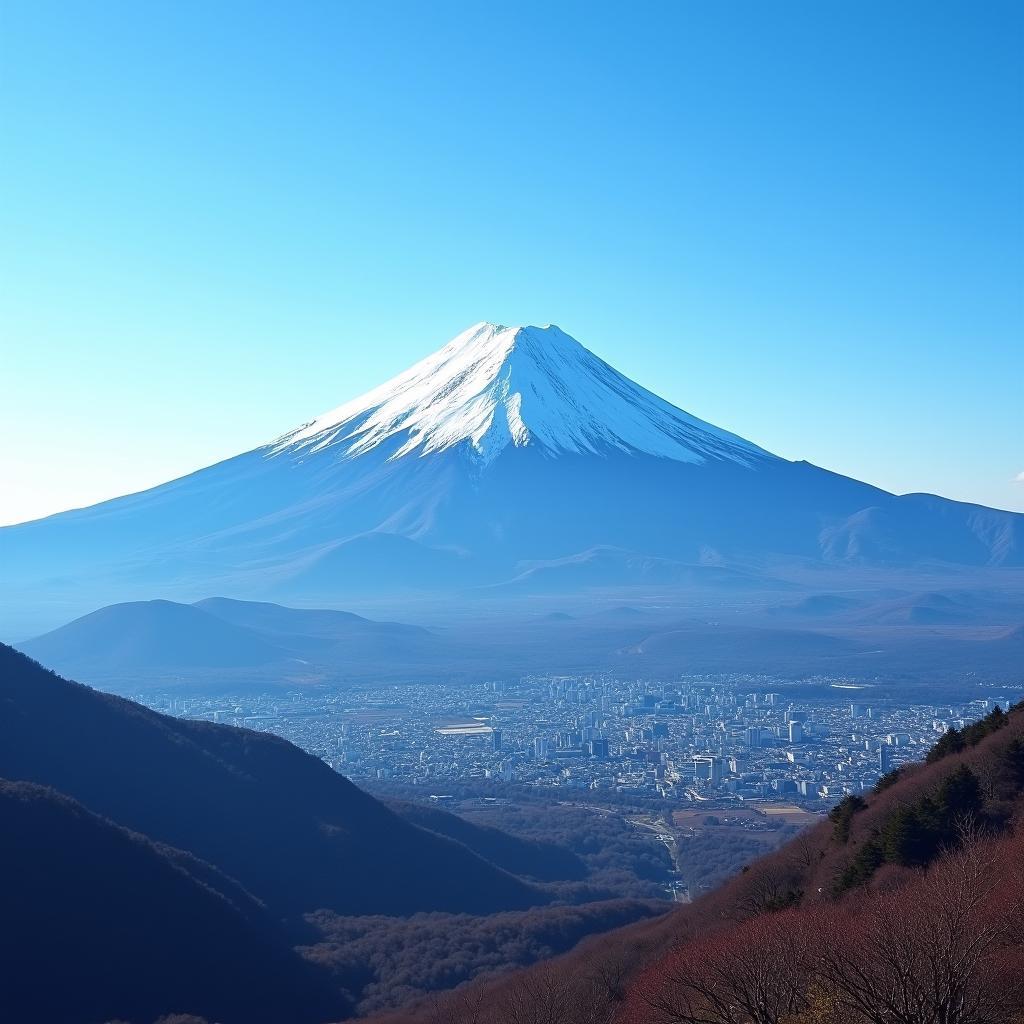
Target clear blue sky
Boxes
[1,0,1021,525]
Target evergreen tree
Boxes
[828,795,866,843]
[881,807,936,866]
[926,727,964,764]
[873,768,902,794]
[834,837,885,893]
[997,738,1024,797]
[935,764,983,823]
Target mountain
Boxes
[1,321,1021,634]
[195,595,431,639]
[19,591,1024,694]
[17,596,458,689]
[18,598,289,675]
[0,642,541,918]
[0,779,346,1024]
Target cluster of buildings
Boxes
[138,675,1004,807]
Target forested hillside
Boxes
[0,780,345,1024]
[371,700,1024,1024]
[0,643,540,918]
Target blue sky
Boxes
[1,0,1021,525]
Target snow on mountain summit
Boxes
[270,322,773,466]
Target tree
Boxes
[828,795,867,843]
[872,768,902,794]
[993,738,1024,799]
[935,764,984,822]
[834,837,885,893]
[881,806,935,867]
[813,841,1022,1024]
[731,862,803,918]
[643,911,811,1024]
[497,961,615,1024]
[580,946,633,1005]
[926,727,965,763]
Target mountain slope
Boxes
[17,596,464,690]
[383,798,587,883]
[0,779,346,1024]
[18,598,289,674]
[0,643,542,918]
[1,322,1021,634]
[271,322,771,466]
[195,595,428,639]
[196,595,451,658]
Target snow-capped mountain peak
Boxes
[270,322,773,466]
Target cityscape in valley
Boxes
[3,4,1023,1024]
[143,676,1008,804]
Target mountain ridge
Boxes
[0,642,543,918]
[1,322,1021,634]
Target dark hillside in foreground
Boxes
[0,780,346,1024]
[0,643,540,918]
[370,699,1024,1024]
[3,642,680,1022]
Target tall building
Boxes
[878,743,892,773]
[693,755,723,784]
[788,721,803,744]
[491,728,502,752]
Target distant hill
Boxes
[19,598,286,672]
[17,592,1024,694]
[623,621,864,666]
[195,595,426,638]
[0,643,541,919]
[855,589,991,625]
[766,593,869,618]
[0,779,345,1024]
[196,595,451,658]
[16,595,457,690]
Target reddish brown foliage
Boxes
[373,705,1024,1024]
[628,831,1024,1024]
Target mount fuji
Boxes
[2,322,1021,635]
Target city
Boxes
[137,675,1009,809]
